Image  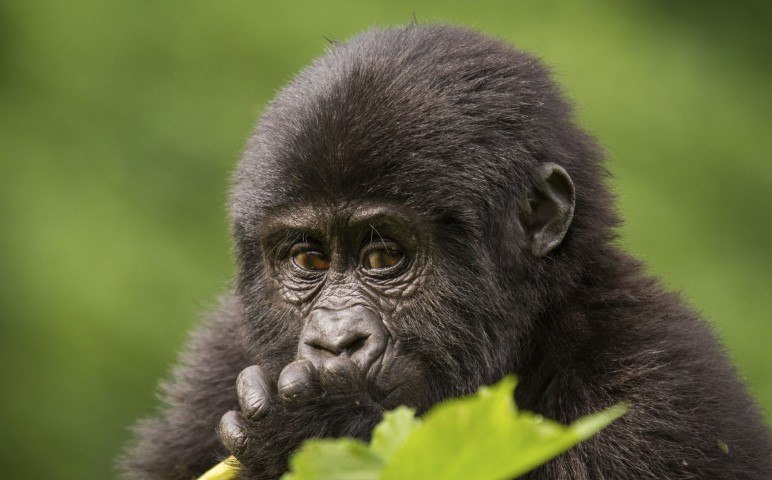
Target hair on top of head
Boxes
[234,25,616,265]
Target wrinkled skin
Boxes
[219,360,386,479]
[119,25,771,480]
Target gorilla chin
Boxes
[119,24,772,480]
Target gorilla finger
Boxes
[218,410,249,458]
[237,365,276,420]
[277,359,318,401]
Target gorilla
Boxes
[120,25,771,479]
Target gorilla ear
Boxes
[519,163,575,257]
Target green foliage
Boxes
[283,440,382,480]
[369,406,421,460]
[280,377,625,480]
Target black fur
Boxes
[119,25,771,479]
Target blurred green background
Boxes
[1,1,770,478]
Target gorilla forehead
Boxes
[233,25,576,227]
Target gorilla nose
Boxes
[298,305,388,372]
[307,331,369,357]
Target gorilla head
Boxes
[229,25,614,411]
[120,24,771,480]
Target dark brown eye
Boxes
[363,248,404,270]
[293,251,330,271]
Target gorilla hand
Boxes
[218,359,384,480]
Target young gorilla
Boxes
[120,25,772,479]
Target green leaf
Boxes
[280,438,383,480]
[242,376,627,480]
[380,376,626,480]
[369,406,421,460]
[570,402,629,441]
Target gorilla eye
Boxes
[363,247,404,270]
[293,250,330,271]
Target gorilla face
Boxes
[255,201,434,409]
[226,27,582,417]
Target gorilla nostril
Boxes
[305,340,338,356]
[306,334,370,358]
[342,335,369,357]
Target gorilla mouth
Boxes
[368,347,429,411]
[379,381,412,409]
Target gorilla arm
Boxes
[118,297,383,480]
[118,296,245,480]
[514,278,772,480]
